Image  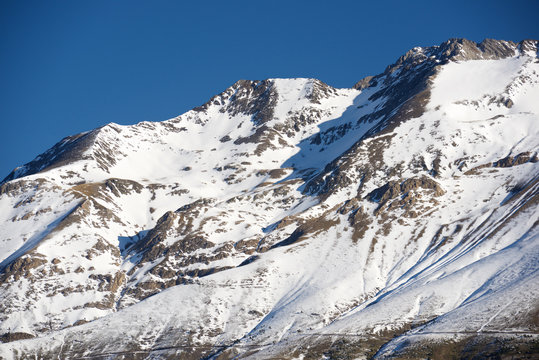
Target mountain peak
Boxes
[1,130,98,184]
[193,77,337,122]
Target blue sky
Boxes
[1,0,538,178]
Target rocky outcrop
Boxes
[0,332,35,344]
[2,130,99,183]
[194,79,278,126]
[494,151,538,168]
[368,176,445,217]
[0,254,47,282]
[368,176,444,204]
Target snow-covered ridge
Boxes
[0,38,538,359]
[3,39,535,185]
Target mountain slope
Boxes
[0,38,538,359]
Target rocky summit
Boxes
[0,38,538,359]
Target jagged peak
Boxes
[354,38,535,91]
[435,38,520,61]
[518,39,539,55]
[191,77,341,126]
[194,78,335,111]
[382,38,518,76]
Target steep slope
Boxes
[0,38,538,359]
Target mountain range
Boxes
[0,38,538,359]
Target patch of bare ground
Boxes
[268,325,416,360]
[382,335,539,360]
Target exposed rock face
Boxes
[196,79,279,125]
[0,38,538,359]
[2,131,99,183]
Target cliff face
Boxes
[0,38,538,359]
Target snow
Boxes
[0,47,538,358]
[430,57,527,106]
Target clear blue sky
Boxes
[1,0,538,178]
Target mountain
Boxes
[0,38,538,359]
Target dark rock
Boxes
[353,76,375,90]
[0,332,35,343]
[504,98,514,108]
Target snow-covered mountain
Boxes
[1,38,538,359]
